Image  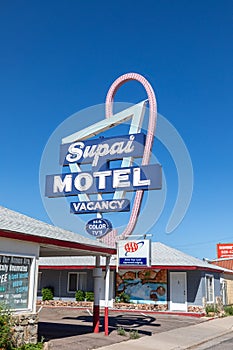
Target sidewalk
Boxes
[97,316,233,350]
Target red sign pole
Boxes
[93,256,102,333]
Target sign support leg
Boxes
[104,256,111,335]
[93,256,102,333]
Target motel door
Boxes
[170,272,187,311]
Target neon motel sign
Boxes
[45,135,161,197]
[44,73,161,240]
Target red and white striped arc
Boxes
[102,73,157,246]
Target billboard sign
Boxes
[118,240,151,267]
[217,243,233,259]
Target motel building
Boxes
[1,205,233,347]
[38,241,233,314]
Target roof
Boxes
[150,243,233,272]
[209,258,233,271]
[39,242,233,273]
[0,206,116,256]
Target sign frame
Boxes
[0,252,35,311]
[117,239,151,267]
[217,243,233,259]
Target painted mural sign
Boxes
[0,255,31,310]
[118,240,151,266]
[116,269,167,304]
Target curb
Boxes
[38,304,206,318]
[185,329,233,349]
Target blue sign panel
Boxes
[86,218,112,238]
[60,133,146,167]
[70,199,130,214]
[45,164,162,197]
[119,257,147,266]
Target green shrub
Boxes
[117,327,126,336]
[0,304,44,350]
[0,304,12,349]
[129,329,140,339]
[224,305,233,316]
[117,292,130,303]
[16,343,44,350]
[42,287,54,301]
[205,304,217,315]
[75,290,85,301]
[85,291,94,302]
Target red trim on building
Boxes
[39,264,226,273]
[117,265,225,272]
[0,229,116,255]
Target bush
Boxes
[129,330,140,339]
[0,304,44,350]
[205,304,217,315]
[75,290,85,301]
[224,305,233,316]
[16,343,44,350]
[42,287,54,301]
[0,304,12,350]
[85,291,94,302]
[116,292,130,303]
[117,327,126,336]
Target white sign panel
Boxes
[118,240,151,267]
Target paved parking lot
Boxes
[38,306,205,349]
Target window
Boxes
[206,275,214,303]
[67,272,87,293]
[220,279,227,305]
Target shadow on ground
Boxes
[38,314,160,341]
[38,322,94,341]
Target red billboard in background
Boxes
[217,243,233,258]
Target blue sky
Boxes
[0,0,232,259]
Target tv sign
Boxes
[86,218,112,238]
[118,240,151,267]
